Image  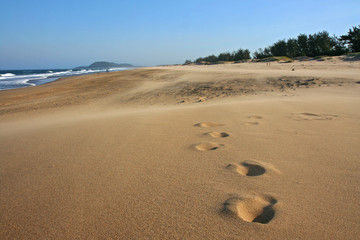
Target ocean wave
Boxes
[0,67,133,90]
[0,73,16,77]
[0,78,36,90]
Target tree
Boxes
[218,52,233,61]
[253,47,272,59]
[203,55,218,63]
[233,49,251,61]
[320,31,334,55]
[195,55,218,64]
[286,38,299,58]
[331,35,348,55]
[195,57,204,64]
[307,33,318,57]
[244,49,251,59]
[270,40,287,56]
[252,49,262,59]
[308,31,335,57]
[193,25,357,63]
[263,47,272,57]
[297,34,308,56]
[340,25,360,52]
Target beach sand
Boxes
[1,57,360,239]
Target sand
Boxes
[1,57,360,239]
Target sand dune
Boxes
[1,58,360,239]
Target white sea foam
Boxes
[0,67,133,90]
[0,78,35,88]
[0,73,15,77]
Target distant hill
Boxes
[74,61,134,70]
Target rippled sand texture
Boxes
[1,57,360,239]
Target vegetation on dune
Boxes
[190,49,251,65]
[254,56,293,62]
[253,31,347,59]
[185,25,359,64]
[343,52,360,61]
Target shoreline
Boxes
[0,67,136,91]
[1,58,360,116]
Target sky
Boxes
[0,0,359,69]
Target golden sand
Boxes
[1,57,360,239]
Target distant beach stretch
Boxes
[0,63,134,90]
[1,56,359,239]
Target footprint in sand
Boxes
[194,122,223,128]
[205,131,230,138]
[226,162,266,176]
[244,122,260,126]
[222,195,277,224]
[244,115,263,125]
[195,142,223,151]
[292,112,338,121]
[248,115,263,120]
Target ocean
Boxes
[0,67,133,90]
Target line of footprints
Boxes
[194,118,278,225]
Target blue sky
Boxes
[0,0,359,69]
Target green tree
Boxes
[218,52,233,61]
[286,38,299,57]
[203,55,218,63]
[233,49,251,61]
[340,25,360,52]
[244,49,251,59]
[331,35,348,55]
[297,34,308,56]
[270,40,287,56]
[314,31,334,56]
[253,47,272,59]
[307,34,318,57]
[195,57,204,64]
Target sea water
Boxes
[0,68,133,90]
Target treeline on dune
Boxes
[186,25,360,64]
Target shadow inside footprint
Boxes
[195,142,222,151]
[207,132,230,138]
[252,205,276,224]
[222,195,277,224]
[226,162,266,176]
[248,115,263,119]
[194,122,223,127]
[244,122,259,125]
[301,112,319,117]
[243,163,266,176]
